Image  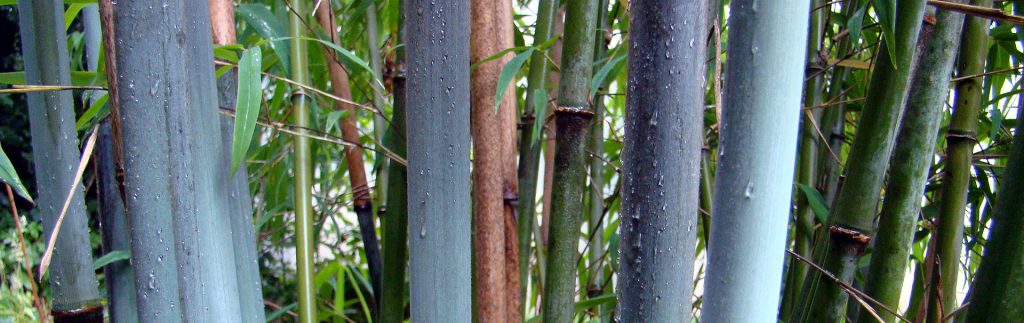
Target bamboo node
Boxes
[828,225,872,251]
[555,105,595,117]
[946,129,978,143]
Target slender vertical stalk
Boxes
[586,0,609,319]
[818,1,862,205]
[315,4,383,312]
[964,84,1024,323]
[618,1,707,321]
[540,0,598,320]
[703,0,807,321]
[405,0,473,321]
[796,1,928,321]
[367,0,390,209]
[470,0,518,320]
[380,64,408,322]
[928,1,991,320]
[210,1,267,321]
[17,0,103,320]
[791,0,826,300]
[517,0,558,310]
[288,1,317,321]
[862,8,964,321]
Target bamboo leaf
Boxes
[75,92,108,131]
[303,36,385,90]
[92,250,131,270]
[64,3,88,32]
[494,48,534,112]
[39,124,99,277]
[236,4,290,69]
[0,71,103,87]
[0,142,33,203]
[797,183,830,224]
[265,303,298,321]
[0,0,96,5]
[591,54,626,94]
[574,293,617,312]
[232,46,263,174]
[847,1,868,41]
[531,88,548,146]
[874,0,897,68]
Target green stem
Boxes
[541,0,599,320]
[862,7,964,321]
[380,7,408,322]
[928,1,991,321]
[795,1,928,321]
[289,1,317,321]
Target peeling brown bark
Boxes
[471,0,518,320]
[208,0,235,45]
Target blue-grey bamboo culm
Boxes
[703,0,810,322]
[405,0,473,321]
[17,0,103,320]
[617,1,706,322]
[109,0,261,321]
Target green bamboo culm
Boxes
[860,7,965,322]
[405,0,473,321]
[541,0,599,320]
[703,0,808,321]
[516,0,558,308]
[288,0,317,321]
[586,0,609,319]
[16,0,103,320]
[817,1,861,206]
[926,1,991,321]
[380,62,408,323]
[963,82,1024,323]
[793,1,928,321]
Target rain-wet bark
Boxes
[541,0,598,321]
[110,0,246,321]
[405,0,473,321]
[209,1,267,321]
[17,0,103,320]
[702,0,807,321]
[795,1,928,321]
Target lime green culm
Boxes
[289,0,317,322]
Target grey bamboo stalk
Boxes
[287,0,317,321]
[703,0,807,321]
[540,0,598,320]
[927,1,991,320]
[17,0,103,320]
[516,0,557,309]
[86,4,139,322]
[794,1,928,321]
[367,0,390,209]
[862,8,964,321]
[210,1,267,321]
[618,1,707,321]
[111,0,245,320]
[470,0,518,320]
[963,83,1024,323]
[405,0,473,321]
[315,4,383,311]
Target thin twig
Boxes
[929,0,1024,26]
[5,185,45,322]
[0,84,105,94]
[786,250,911,322]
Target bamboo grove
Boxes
[2,0,1024,322]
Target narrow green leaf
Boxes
[0,0,96,5]
[213,44,244,63]
[591,54,627,94]
[847,3,868,41]
[236,4,290,69]
[75,92,108,131]
[92,250,131,270]
[797,183,830,223]
[301,36,384,90]
[0,71,103,87]
[531,88,548,146]
[0,142,33,203]
[265,303,298,321]
[64,3,88,32]
[494,48,534,112]
[232,47,263,174]
[873,0,897,69]
[574,293,617,312]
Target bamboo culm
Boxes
[703,0,808,321]
[861,7,965,322]
[795,1,928,321]
[287,1,317,321]
[541,0,599,320]
[405,0,473,321]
